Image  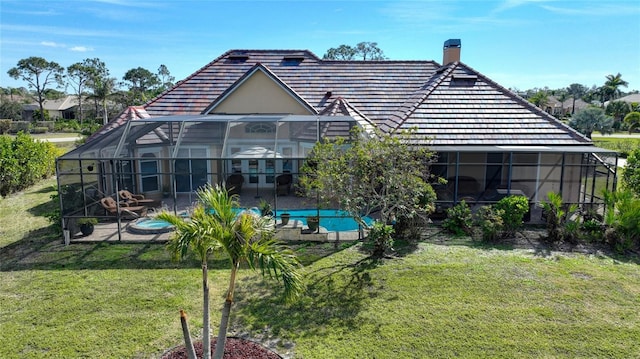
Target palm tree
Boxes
[86,77,116,125]
[157,184,304,359]
[603,73,628,102]
[567,83,587,115]
[624,112,640,134]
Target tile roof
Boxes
[104,49,592,147]
[390,62,591,145]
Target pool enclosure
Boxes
[56,114,360,240]
[56,114,619,241]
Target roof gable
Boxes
[203,63,317,115]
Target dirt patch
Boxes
[161,337,282,359]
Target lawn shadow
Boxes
[0,226,236,271]
[232,254,383,341]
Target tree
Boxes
[567,83,587,114]
[301,127,437,255]
[556,91,570,117]
[529,90,549,109]
[68,59,104,123]
[7,57,64,122]
[605,101,631,131]
[323,41,387,60]
[122,67,160,105]
[568,107,614,138]
[86,76,116,125]
[0,99,23,120]
[624,112,640,134]
[603,73,628,102]
[157,64,175,92]
[622,148,640,196]
[157,185,303,359]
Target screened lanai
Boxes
[56,114,358,241]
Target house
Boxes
[23,95,80,121]
[57,39,617,236]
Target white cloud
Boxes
[41,41,64,48]
[70,46,93,52]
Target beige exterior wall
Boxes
[211,71,313,115]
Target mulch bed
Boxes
[162,337,282,359]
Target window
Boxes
[140,153,159,192]
[245,122,276,133]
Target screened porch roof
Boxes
[60,114,357,159]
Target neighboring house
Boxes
[545,96,590,117]
[57,39,617,231]
[605,93,640,107]
[23,95,79,121]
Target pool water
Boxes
[273,209,373,232]
[130,209,371,235]
[128,218,175,234]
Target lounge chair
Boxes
[100,197,147,218]
[118,190,156,206]
[225,173,244,196]
[276,173,293,196]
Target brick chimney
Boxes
[443,39,461,65]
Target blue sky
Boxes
[1,0,639,92]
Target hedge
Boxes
[0,132,60,197]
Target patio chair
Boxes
[276,173,293,196]
[225,173,244,196]
[118,190,156,206]
[100,197,147,218]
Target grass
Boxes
[592,135,640,158]
[1,181,639,358]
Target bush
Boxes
[32,126,49,134]
[36,121,55,132]
[540,192,580,244]
[0,132,60,197]
[394,213,429,241]
[474,205,504,242]
[366,221,395,257]
[622,148,640,197]
[0,119,10,134]
[442,200,473,236]
[9,121,30,134]
[603,190,640,252]
[494,195,529,236]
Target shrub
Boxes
[622,148,640,197]
[474,205,504,242]
[32,126,49,134]
[494,195,529,236]
[603,190,640,252]
[0,119,10,134]
[540,192,580,244]
[9,121,30,134]
[394,213,430,241]
[442,200,473,236]
[0,132,60,197]
[581,218,604,243]
[366,221,395,257]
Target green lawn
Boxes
[1,180,639,358]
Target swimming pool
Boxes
[127,218,175,234]
[129,209,371,235]
[273,209,373,232]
